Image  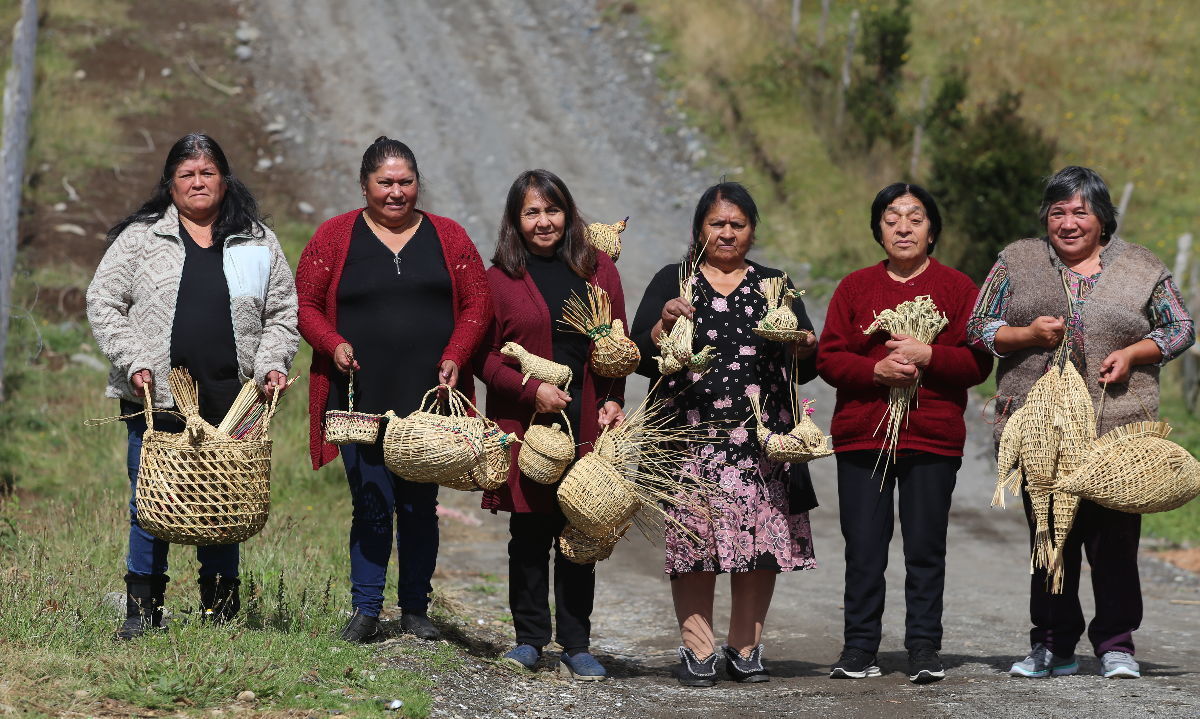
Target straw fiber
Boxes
[1059,422,1200,514]
[559,522,628,565]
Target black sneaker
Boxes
[908,645,946,684]
[830,647,881,679]
[722,644,770,683]
[676,646,719,687]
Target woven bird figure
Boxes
[653,260,708,375]
[560,284,641,378]
[748,393,832,463]
[500,341,573,388]
[586,217,629,262]
[753,276,810,342]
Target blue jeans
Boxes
[341,442,439,617]
[124,417,240,580]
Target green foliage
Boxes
[925,66,968,145]
[928,89,1057,282]
[845,0,913,149]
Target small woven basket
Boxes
[1058,421,1200,514]
[382,386,484,486]
[586,217,628,262]
[471,422,520,491]
[559,522,628,565]
[324,370,383,445]
[517,413,575,485]
[591,319,641,378]
[557,453,640,538]
[134,377,279,546]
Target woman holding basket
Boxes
[87,133,298,639]
[477,169,627,680]
[297,137,491,643]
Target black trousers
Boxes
[508,512,595,652]
[837,451,959,653]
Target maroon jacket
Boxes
[478,252,626,514]
[296,208,492,469]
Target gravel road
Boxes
[245,1,1200,716]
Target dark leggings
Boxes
[508,512,596,652]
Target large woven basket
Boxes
[1058,421,1200,514]
[557,453,640,538]
[134,387,278,546]
[517,413,575,485]
[559,522,628,565]
[323,370,383,445]
[471,422,520,491]
[382,386,484,486]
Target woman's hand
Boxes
[1026,316,1066,347]
[884,333,932,368]
[657,297,695,336]
[598,401,625,429]
[874,356,919,388]
[438,360,459,388]
[791,331,818,360]
[130,369,153,397]
[333,342,360,374]
[534,383,571,413]
[1098,340,1163,385]
[262,370,288,397]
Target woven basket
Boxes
[324,370,383,445]
[591,319,641,378]
[382,386,484,485]
[557,453,640,538]
[1058,421,1200,514]
[586,217,628,262]
[559,522,628,565]
[517,413,575,485]
[134,384,279,546]
[751,394,832,464]
[471,423,520,491]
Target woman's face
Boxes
[879,193,932,264]
[169,155,225,221]
[1046,193,1103,262]
[700,199,754,263]
[518,188,565,257]
[362,156,419,228]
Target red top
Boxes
[477,253,626,514]
[816,258,992,456]
[296,209,492,469]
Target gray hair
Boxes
[1038,165,1119,240]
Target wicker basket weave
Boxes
[517,413,575,485]
[323,370,383,445]
[134,382,279,546]
[590,319,641,378]
[500,342,572,388]
[557,453,641,538]
[382,386,484,486]
[586,217,628,262]
[750,394,832,464]
[1058,421,1200,514]
[471,422,520,491]
[559,522,628,565]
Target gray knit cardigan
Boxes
[86,204,299,408]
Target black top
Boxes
[524,251,590,437]
[329,213,455,418]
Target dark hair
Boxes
[492,169,596,280]
[688,182,760,262]
[106,133,264,243]
[359,135,421,188]
[869,182,943,253]
[1038,165,1118,240]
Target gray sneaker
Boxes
[1009,643,1078,678]
[1100,651,1140,679]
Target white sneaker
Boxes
[1100,651,1140,679]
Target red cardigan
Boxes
[296,209,492,469]
[815,258,993,456]
[477,252,626,514]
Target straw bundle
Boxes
[1057,422,1200,514]
[217,378,292,440]
[559,522,629,565]
[863,295,948,464]
[134,369,278,546]
[753,276,811,343]
[471,423,520,491]
[586,217,629,262]
[323,370,383,445]
[382,386,485,486]
[501,342,573,388]
[517,415,576,485]
[748,393,832,463]
[560,285,641,378]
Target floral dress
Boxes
[653,264,818,576]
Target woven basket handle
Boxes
[142,377,155,432]
[347,369,356,413]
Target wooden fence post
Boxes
[818,0,831,48]
[0,0,39,403]
[1116,181,1134,236]
[791,0,802,45]
[909,76,930,179]
[834,9,858,131]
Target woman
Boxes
[87,133,298,639]
[296,137,491,643]
[630,182,819,686]
[817,183,992,684]
[477,169,626,681]
[967,166,1194,680]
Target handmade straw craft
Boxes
[586,216,629,262]
[500,342,573,388]
[654,257,717,375]
[748,392,832,463]
[470,422,521,492]
[323,370,384,445]
[382,385,485,488]
[517,412,576,485]
[559,522,630,565]
[560,284,641,378]
[752,275,811,343]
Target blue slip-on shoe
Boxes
[558,650,608,681]
[499,644,540,672]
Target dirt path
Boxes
[244,2,1200,716]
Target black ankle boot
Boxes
[340,611,380,643]
[400,609,441,641]
[198,575,241,623]
[115,573,168,641]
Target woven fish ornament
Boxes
[1058,421,1200,514]
[587,217,629,262]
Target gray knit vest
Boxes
[993,236,1168,440]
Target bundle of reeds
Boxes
[752,275,810,343]
[560,284,641,378]
[586,217,629,262]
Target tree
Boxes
[845,0,912,149]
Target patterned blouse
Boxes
[967,241,1194,373]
